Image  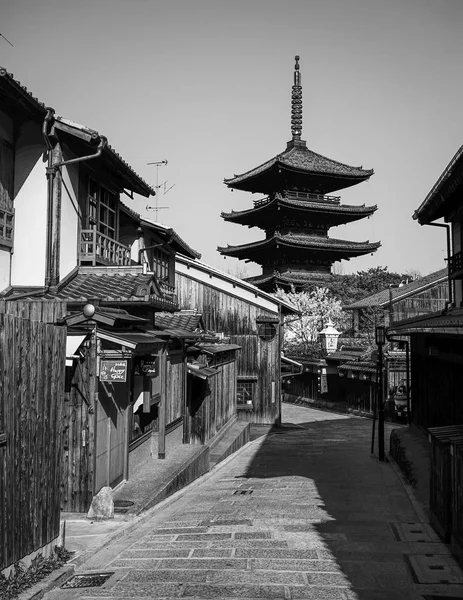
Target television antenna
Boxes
[0,33,14,47]
[146,159,175,220]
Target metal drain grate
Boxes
[61,572,114,589]
[233,489,253,495]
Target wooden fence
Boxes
[0,300,66,572]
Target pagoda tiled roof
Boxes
[218,233,380,258]
[222,194,377,226]
[343,268,447,310]
[224,139,373,194]
[245,271,332,288]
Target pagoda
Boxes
[219,56,380,292]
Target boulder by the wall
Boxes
[87,486,114,520]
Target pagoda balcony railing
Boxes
[253,191,341,208]
[449,249,463,280]
[79,228,131,266]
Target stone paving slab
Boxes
[42,404,463,600]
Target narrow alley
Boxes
[44,405,463,600]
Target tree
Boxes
[275,286,349,356]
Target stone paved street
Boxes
[45,404,463,599]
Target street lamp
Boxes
[375,325,386,461]
[319,320,341,354]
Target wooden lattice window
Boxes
[87,179,118,240]
[258,322,277,341]
[237,378,256,409]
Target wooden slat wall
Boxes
[165,351,184,426]
[176,273,282,425]
[393,282,448,323]
[189,359,237,445]
[61,345,92,513]
[0,300,66,572]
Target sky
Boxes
[2,0,463,279]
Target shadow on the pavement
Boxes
[241,412,414,600]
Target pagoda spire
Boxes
[291,55,303,141]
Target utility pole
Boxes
[375,325,386,462]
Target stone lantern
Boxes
[319,319,341,354]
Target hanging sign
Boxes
[100,359,128,382]
[134,356,159,377]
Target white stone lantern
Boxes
[319,319,341,354]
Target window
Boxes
[87,179,118,239]
[152,247,170,281]
[237,378,256,409]
[0,139,14,248]
[258,322,277,341]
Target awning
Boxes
[150,327,202,340]
[97,330,164,352]
[388,309,463,337]
[187,363,219,379]
[66,334,88,366]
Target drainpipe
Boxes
[42,119,107,288]
[423,222,453,309]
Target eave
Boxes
[218,233,381,261]
[413,144,463,224]
[53,117,155,198]
[0,66,49,121]
[221,196,377,228]
[225,140,373,195]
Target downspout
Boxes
[422,222,453,309]
[43,107,55,289]
[48,135,107,288]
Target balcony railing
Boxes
[79,228,131,266]
[449,249,463,279]
[253,191,341,208]
[0,207,14,248]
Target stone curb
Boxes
[16,565,75,600]
[388,451,429,524]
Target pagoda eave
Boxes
[225,163,372,195]
[221,199,377,228]
[218,237,381,262]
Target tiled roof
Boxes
[218,233,380,257]
[388,308,463,336]
[225,140,373,191]
[326,346,366,362]
[154,311,203,332]
[245,271,332,287]
[339,361,376,373]
[222,195,377,225]
[413,144,463,224]
[0,66,48,115]
[343,268,448,310]
[54,118,155,197]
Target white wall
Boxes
[0,251,11,291]
[60,163,80,279]
[11,156,47,287]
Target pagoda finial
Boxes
[291,55,302,140]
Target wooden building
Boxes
[344,268,448,338]
[0,67,241,514]
[175,254,298,425]
[219,56,379,292]
[0,300,66,575]
[389,144,463,431]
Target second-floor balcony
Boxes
[449,249,463,280]
[79,228,131,266]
